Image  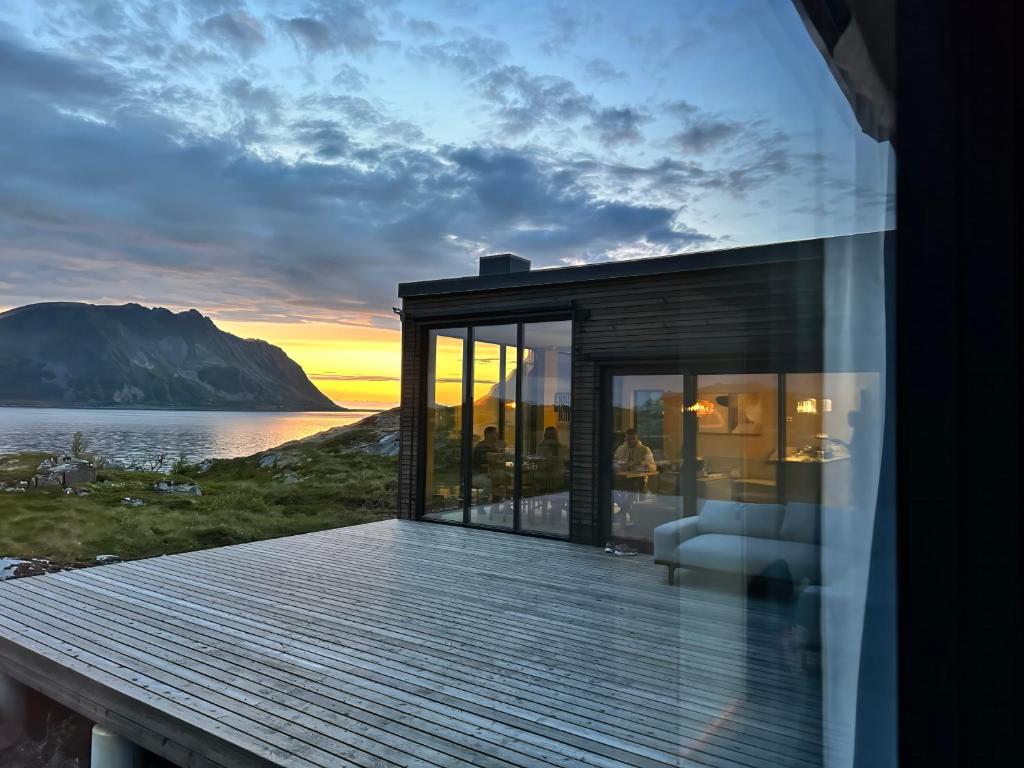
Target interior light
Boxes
[685,400,716,417]
[796,398,818,414]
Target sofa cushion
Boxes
[675,534,821,584]
[781,502,820,544]
[697,500,785,539]
[696,500,744,535]
[737,503,785,539]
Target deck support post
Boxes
[91,724,141,767]
[0,672,26,752]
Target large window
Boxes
[520,321,572,536]
[422,319,572,536]
[423,329,466,523]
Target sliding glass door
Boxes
[604,368,864,550]
[468,325,517,528]
[422,319,572,537]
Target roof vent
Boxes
[479,253,531,276]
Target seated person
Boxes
[613,428,656,474]
[537,426,567,485]
[612,427,657,513]
[471,426,506,502]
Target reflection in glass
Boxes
[520,321,572,535]
[696,373,779,506]
[609,374,685,548]
[423,329,466,522]
[468,325,517,527]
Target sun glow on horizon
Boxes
[216,318,402,410]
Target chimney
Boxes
[479,253,530,277]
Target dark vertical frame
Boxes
[896,3,1021,765]
[460,326,474,526]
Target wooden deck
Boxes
[0,519,822,768]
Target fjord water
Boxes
[0,407,376,464]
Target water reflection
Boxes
[0,407,377,464]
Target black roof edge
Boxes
[398,232,887,299]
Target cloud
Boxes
[276,1,383,56]
[673,117,742,154]
[199,11,267,59]
[582,57,625,83]
[664,99,742,154]
[539,4,589,56]
[410,36,509,75]
[476,65,594,135]
[221,77,281,121]
[291,119,352,159]
[333,64,369,91]
[587,107,650,146]
[0,31,122,108]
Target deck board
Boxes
[0,519,822,767]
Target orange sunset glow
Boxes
[216,319,402,410]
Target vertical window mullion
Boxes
[462,326,474,526]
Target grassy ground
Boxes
[0,427,398,569]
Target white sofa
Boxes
[653,500,823,585]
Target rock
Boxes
[104,460,127,470]
[64,486,92,496]
[153,480,203,496]
[365,431,400,457]
[95,554,121,564]
[275,471,300,485]
[30,455,97,488]
[196,459,216,473]
[28,473,63,489]
[258,453,279,469]
[121,496,145,507]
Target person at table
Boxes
[472,426,506,502]
[537,426,567,488]
[614,428,656,474]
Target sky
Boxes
[0,0,894,408]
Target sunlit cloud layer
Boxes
[0,0,893,405]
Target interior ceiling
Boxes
[791,0,896,143]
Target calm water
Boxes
[0,407,376,465]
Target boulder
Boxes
[28,473,63,489]
[258,453,278,469]
[121,497,145,507]
[30,455,97,488]
[153,480,203,496]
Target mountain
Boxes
[0,303,342,411]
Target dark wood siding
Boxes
[399,254,825,545]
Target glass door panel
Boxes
[695,373,779,507]
[423,329,466,522]
[468,324,517,528]
[609,373,686,549]
[520,320,572,536]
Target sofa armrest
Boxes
[652,517,701,562]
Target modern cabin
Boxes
[397,233,884,553]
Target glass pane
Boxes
[695,373,779,506]
[468,324,517,528]
[785,372,879,510]
[520,320,572,536]
[423,329,466,523]
[609,374,685,549]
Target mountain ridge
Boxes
[0,302,343,411]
